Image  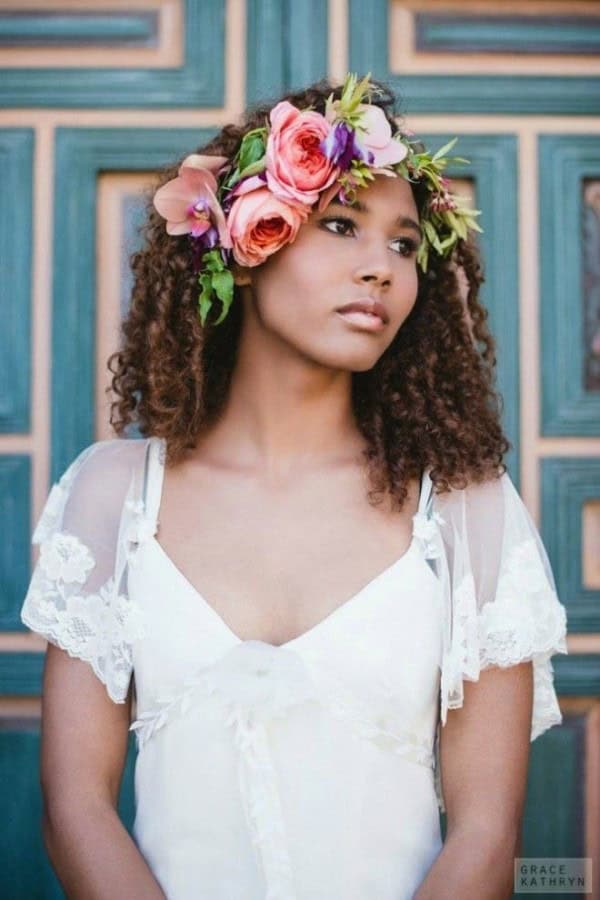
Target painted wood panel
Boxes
[0,0,224,108]
[0,456,30,630]
[539,135,600,436]
[0,129,33,434]
[349,0,600,114]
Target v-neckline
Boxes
[143,437,429,651]
[147,531,420,650]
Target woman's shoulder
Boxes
[67,434,151,467]
[429,466,509,514]
[55,435,153,489]
[32,437,154,544]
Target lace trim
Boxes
[441,548,568,727]
[327,702,435,767]
[233,713,297,899]
[21,531,147,704]
[22,454,157,704]
[435,537,568,813]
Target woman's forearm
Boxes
[413,822,518,900]
[43,799,167,899]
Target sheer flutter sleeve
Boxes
[429,469,568,813]
[431,470,568,738]
[20,438,151,704]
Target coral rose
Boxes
[227,187,309,267]
[265,101,340,207]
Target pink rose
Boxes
[265,101,340,207]
[227,187,309,267]
[153,154,232,248]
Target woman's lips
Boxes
[336,310,387,332]
[335,298,389,330]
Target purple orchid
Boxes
[319,121,373,171]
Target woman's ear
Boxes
[231,261,252,287]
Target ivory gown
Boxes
[21,435,568,899]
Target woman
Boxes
[22,74,568,899]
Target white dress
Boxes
[21,436,568,900]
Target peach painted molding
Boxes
[390,0,600,75]
[9,634,600,653]
[0,697,41,717]
[0,0,183,68]
[328,0,349,82]
[583,500,600,590]
[96,172,157,440]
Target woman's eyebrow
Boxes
[327,198,422,241]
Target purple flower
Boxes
[198,224,219,249]
[319,121,371,171]
[189,227,219,273]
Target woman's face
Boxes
[238,174,421,372]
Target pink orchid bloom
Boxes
[355,104,408,167]
[229,173,267,198]
[317,180,342,212]
[153,154,232,248]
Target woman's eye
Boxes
[321,217,355,237]
[321,217,418,258]
[390,237,419,258]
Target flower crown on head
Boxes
[153,72,482,327]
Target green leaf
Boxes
[197,274,214,327]
[237,158,266,179]
[417,239,429,272]
[237,128,267,171]
[203,249,224,273]
[438,234,457,252]
[212,268,234,304]
[222,168,241,191]
[454,205,481,217]
[431,137,458,162]
[423,219,443,253]
[446,211,467,240]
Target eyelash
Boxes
[320,216,419,258]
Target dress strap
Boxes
[143,436,166,532]
[417,466,433,517]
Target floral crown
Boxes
[153,72,482,327]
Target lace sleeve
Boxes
[432,470,568,739]
[20,438,150,704]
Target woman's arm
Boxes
[40,643,167,899]
[414,661,534,900]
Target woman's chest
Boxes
[152,465,422,648]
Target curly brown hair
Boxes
[106,76,511,509]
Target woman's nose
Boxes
[352,263,392,289]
